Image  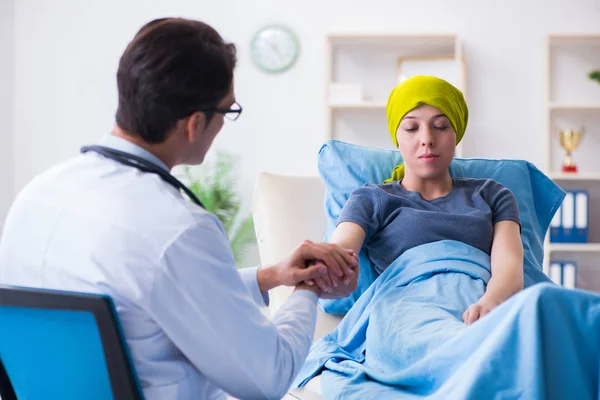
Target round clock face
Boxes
[250,25,299,73]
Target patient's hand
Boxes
[305,259,359,299]
[463,296,501,325]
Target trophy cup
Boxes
[559,128,585,173]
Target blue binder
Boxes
[573,190,589,243]
[549,261,562,285]
[549,260,578,289]
[561,261,578,289]
[549,203,562,243]
[561,191,575,242]
[555,190,589,243]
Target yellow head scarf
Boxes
[384,75,468,183]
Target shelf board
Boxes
[329,102,387,110]
[549,103,600,111]
[548,34,600,45]
[549,243,600,252]
[549,172,600,181]
[328,33,457,43]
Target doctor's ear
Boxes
[184,112,207,142]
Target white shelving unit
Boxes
[549,172,600,181]
[324,33,467,156]
[542,34,600,293]
[549,103,600,111]
[548,243,600,253]
[544,34,600,175]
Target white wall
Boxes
[0,0,14,231]
[9,0,600,255]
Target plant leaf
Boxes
[182,150,257,267]
[231,216,257,263]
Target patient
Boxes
[296,76,600,399]
[308,75,525,324]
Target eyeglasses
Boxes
[201,101,243,121]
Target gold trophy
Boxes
[559,128,584,173]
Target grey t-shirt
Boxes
[337,178,521,275]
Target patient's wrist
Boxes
[481,278,522,305]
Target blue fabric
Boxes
[337,178,521,275]
[293,240,600,399]
[318,140,565,314]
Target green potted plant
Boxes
[589,70,600,85]
[179,150,257,266]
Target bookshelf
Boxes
[543,34,600,292]
[324,33,467,156]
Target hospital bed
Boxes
[252,172,339,399]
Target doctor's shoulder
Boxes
[11,156,84,199]
[179,199,229,237]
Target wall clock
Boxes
[250,25,300,73]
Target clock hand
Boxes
[268,42,284,63]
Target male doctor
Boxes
[0,17,358,399]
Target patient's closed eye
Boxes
[432,116,450,131]
[402,124,419,132]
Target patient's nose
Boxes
[420,128,435,147]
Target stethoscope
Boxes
[80,145,205,209]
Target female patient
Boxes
[310,75,524,324]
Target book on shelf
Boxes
[549,189,588,243]
[549,261,577,289]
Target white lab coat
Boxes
[0,135,318,400]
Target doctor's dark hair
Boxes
[115,18,237,144]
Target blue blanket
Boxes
[293,240,600,399]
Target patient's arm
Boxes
[331,222,367,253]
[463,220,524,324]
[307,222,366,298]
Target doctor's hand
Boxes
[462,296,501,325]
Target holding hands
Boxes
[265,240,359,299]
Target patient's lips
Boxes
[418,153,439,163]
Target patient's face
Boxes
[396,104,456,179]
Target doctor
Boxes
[0,17,358,400]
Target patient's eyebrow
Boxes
[403,114,446,120]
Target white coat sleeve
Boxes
[238,266,270,307]
[147,213,318,400]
